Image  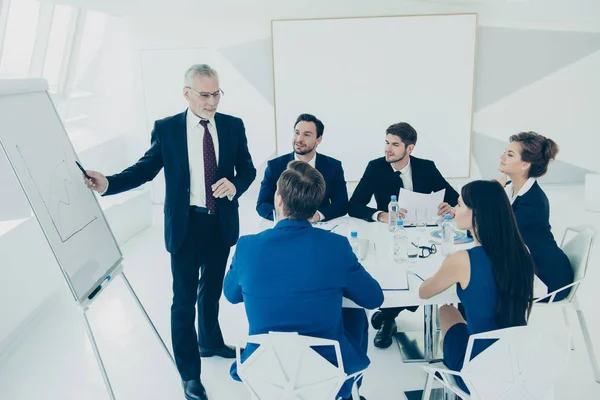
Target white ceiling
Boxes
[41,0,600,27]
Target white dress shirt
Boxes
[187,110,220,207]
[393,159,413,192]
[505,177,536,205]
[100,109,231,203]
[294,152,325,221]
[294,152,316,168]
[372,159,413,221]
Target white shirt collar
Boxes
[392,158,411,175]
[186,108,215,127]
[294,152,317,168]
[505,177,536,204]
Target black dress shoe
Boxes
[199,344,238,358]
[182,379,207,400]
[374,319,397,349]
[371,310,383,330]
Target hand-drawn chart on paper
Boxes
[16,145,97,242]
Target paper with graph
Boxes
[0,79,122,302]
[16,145,98,242]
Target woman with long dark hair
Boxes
[498,131,573,301]
[419,180,535,392]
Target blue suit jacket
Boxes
[224,219,384,377]
[104,110,256,253]
[256,153,348,221]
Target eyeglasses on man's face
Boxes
[186,87,224,100]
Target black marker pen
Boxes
[75,160,93,180]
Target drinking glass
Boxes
[416,208,428,231]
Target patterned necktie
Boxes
[199,120,217,213]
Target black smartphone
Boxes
[75,160,93,180]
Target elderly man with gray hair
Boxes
[83,64,256,400]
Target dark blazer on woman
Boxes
[510,180,573,300]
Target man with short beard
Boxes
[256,113,348,222]
[349,122,459,350]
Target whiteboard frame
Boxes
[270,12,479,180]
[0,87,123,305]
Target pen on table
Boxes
[414,273,425,281]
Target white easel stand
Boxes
[78,267,175,400]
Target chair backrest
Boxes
[236,332,348,400]
[560,226,596,301]
[460,326,570,400]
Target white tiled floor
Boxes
[1,198,600,399]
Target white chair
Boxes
[533,225,599,383]
[236,331,365,400]
[421,326,571,400]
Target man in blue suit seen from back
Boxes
[225,160,383,400]
[256,113,348,222]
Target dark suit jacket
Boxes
[348,156,459,221]
[256,152,348,221]
[510,181,573,299]
[104,110,256,253]
[224,219,383,378]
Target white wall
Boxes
[125,1,600,186]
[0,217,65,354]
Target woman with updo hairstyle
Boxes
[498,131,573,301]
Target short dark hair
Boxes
[386,122,417,147]
[509,132,559,178]
[276,160,325,220]
[294,113,324,138]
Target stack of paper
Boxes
[312,220,343,231]
[371,263,409,290]
[398,188,446,225]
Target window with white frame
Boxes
[0,2,139,190]
[43,5,75,92]
[0,0,40,79]
[71,10,107,94]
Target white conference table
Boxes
[332,216,468,363]
[256,216,547,363]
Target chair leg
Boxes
[576,309,600,383]
[422,373,435,400]
[443,387,458,400]
[347,375,363,400]
[351,381,360,400]
[562,308,575,350]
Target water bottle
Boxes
[441,214,455,255]
[349,231,361,258]
[393,220,408,263]
[388,195,399,232]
